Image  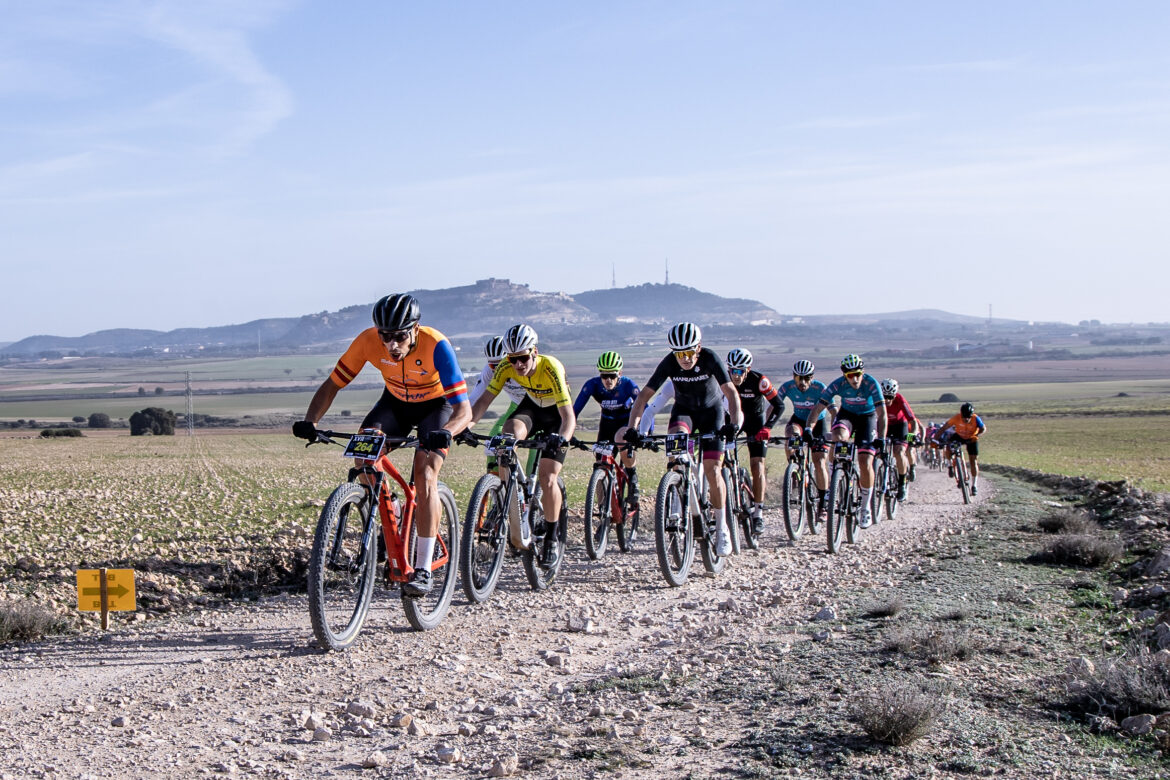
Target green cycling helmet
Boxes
[596,351,623,372]
[840,353,864,372]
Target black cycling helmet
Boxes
[372,293,420,331]
[960,402,974,418]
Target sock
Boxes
[414,536,435,572]
[860,488,873,508]
[898,473,906,488]
[626,466,637,478]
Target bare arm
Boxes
[446,399,472,436]
[557,404,576,440]
[469,388,499,426]
[304,379,341,424]
[875,403,888,439]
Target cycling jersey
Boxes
[885,393,916,425]
[942,414,986,440]
[645,348,730,410]
[573,376,640,423]
[734,370,783,429]
[776,379,828,423]
[330,326,468,404]
[488,354,572,409]
[820,373,883,416]
[469,360,527,406]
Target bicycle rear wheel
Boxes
[524,478,568,591]
[781,461,805,541]
[845,475,862,545]
[654,470,694,586]
[583,467,612,561]
[615,475,640,552]
[826,469,846,554]
[402,483,460,631]
[307,482,376,651]
[460,473,508,604]
[699,502,728,575]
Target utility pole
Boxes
[185,371,194,436]
[665,259,670,285]
[611,263,616,289]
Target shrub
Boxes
[0,601,71,643]
[864,597,906,618]
[852,680,946,746]
[137,387,146,396]
[154,386,164,395]
[1063,646,1170,720]
[130,407,177,436]
[883,626,980,662]
[340,410,352,417]
[71,416,86,423]
[938,393,960,403]
[1030,535,1123,568]
[39,428,83,438]
[88,412,111,429]
[1039,508,1099,535]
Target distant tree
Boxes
[154,386,164,396]
[41,428,83,438]
[340,410,352,417]
[938,393,960,403]
[284,368,292,376]
[129,407,176,436]
[137,387,146,396]
[88,413,111,429]
[72,416,86,424]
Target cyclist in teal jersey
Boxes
[802,354,888,528]
[777,360,836,521]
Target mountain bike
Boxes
[577,438,641,559]
[776,434,822,541]
[825,440,868,554]
[457,432,569,601]
[945,437,971,504]
[723,436,758,551]
[303,429,459,650]
[638,432,733,587]
[872,445,900,522]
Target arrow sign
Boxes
[76,569,136,613]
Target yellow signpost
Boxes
[76,568,136,630]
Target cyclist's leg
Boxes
[359,390,412,489]
[966,438,980,491]
[501,401,537,493]
[784,415,804,461]
[412,397,454,541]
[486,402,517,473]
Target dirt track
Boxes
[0,470,992,779]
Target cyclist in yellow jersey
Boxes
[466,324,576,569]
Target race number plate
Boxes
[664,433,689,455]
[592,443,614,457]
[344,433,386,460]
[485,435,517,457]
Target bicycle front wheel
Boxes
[736,466,759,550]
[524,477,568,591]
[460,473,508,604]
[781,461,804,541]
[699,502,728,575]
[583,467,612,561]
[402,483,460,631]
[654,470,694,587]
[826,469,846,554]
[957,458,970,504]
[307,482,376,651]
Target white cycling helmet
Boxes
[484,336,507,361]
[881,378,899,399]
[793,360,815,377]
[726,348,753,370]
[667,322,701,351]
[503,323,538,354]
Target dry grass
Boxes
[883,626,980,664]
[1063,647,1170,721]
[1030,535,1124,568]
[851,680,947,746]
[0,601,70,644]
[1038,508,1099,535]
[863,596,907,618]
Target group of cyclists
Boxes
[292,293,988,597]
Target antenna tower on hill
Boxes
[611,263,616,288]
[665,259,670,285]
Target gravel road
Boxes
[0,469,990,779]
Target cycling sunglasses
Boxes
[794,374,814,381]
[844,370,863,378]
[378,328,413,344]
[599,372,619,380]
[507,351,534,365]
[673,349,699,360]
[729,368,746,376]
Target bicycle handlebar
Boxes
[308,430,418,448]
[455,430,567,450]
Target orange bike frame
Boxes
[369,452,451,584]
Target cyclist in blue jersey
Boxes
[573,351,641,502]
[776,360,836,522]
[802,354,888,528]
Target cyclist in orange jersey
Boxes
[934,402,987,495]
[293,293,471,597]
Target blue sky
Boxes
[2,1,1169,341]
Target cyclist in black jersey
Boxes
[624,322,742,556]
[726,348,783,534]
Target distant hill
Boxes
[0,279,1047,359]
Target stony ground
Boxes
[1,469,1167,779]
